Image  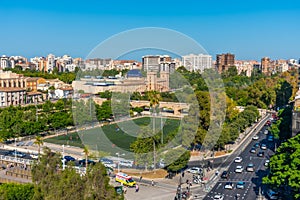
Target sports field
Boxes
[45,117,180,158]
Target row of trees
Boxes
[0,99,73,140]
[0,147,122,200]
[31,148,123,200]
[262,133,300,199]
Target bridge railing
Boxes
[0,155,32,165]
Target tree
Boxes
[0,183,34,200]
[32,148,123,200]
[164,147,190,172]
[147,90,161,170]
[263,134,300,199]
[83,146,90,169]
[34,135,44,158]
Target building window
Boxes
[297,121,300,129]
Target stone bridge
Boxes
[130,100,190,116]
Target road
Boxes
[203,118,276,200]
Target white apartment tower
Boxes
[182,54,212,72]
[46,54,56,72]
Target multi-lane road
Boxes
[203,116,276,200]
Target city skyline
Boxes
[1,1,300,60]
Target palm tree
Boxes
[147,90,161,170]
[34,135,44,158]
[83,146,89,169]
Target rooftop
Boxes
[0,87,26,92]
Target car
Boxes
[221,171,229,179]
[7,150,26,158]
[264,160,270,167]
[119,160,134,168]
[63,155,76,162]
[235,165,243,173]
[267,135,274,142]
[79,159,96,166]
[30,153,39,159]
[187,167,202,174]
[250,147,257,153]
[234,157,243,163]
[246,163,255,172]
[267,189,279,200]
[224,182,234,190]
[254,142,260,148]
[261,143,267,150]
[252,135,259,140]
[213,194,224,200]
[236,181,245,189]
[99,158,117,168]
[264,130,268,134]
[258,151,265,157]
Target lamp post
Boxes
[62,144,65,170]
[116,152,125,173]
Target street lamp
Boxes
[116,152,125,173]
[62,144,65,170]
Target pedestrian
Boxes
[151,180,154,186]
[123,187,127,194]
[135,184,139,192]
[182,171,185,177]
[139,176,142,182]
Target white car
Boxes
[30,153,39,159]
[213,194,224,200]
[264,130,268,134]
[224,182,234,190]
[235,165,244,173]
[252,135,259,140]
[187,167,202,174]
[264,160,270,167]
[119,160,133,168]
[234,157,243,163]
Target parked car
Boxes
[267,135,274,142]
[79,159,95,166]
[235,165,244,173]
[30,153,39,159]
[261,143,267,150]
[100,158,117,168]
[213,194,224,200]
[257,151,265,157]
[246,163,255,172]
[254,142,260,148]
[234,157,243,163]
[252,135,259,140]
[6,150,26,158]
[264,130,268,134]
[119,160,134,168]
[236,181,245,189]
[267,189,279,200]
[187,167,202,174]
[63,155,76,162]
[264,160,270,167]
[250,147,257,153]
[221,171,229,179]
[224,182,234,190]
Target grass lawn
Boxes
[45,117,180,158]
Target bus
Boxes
[115,172,136,187]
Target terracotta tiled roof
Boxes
[0,87,26,92]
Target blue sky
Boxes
[1,0,300,60]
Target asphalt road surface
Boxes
[203,120,276,200]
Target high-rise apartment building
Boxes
[216,53,235,73]
[261,57,271,74]
[182,54,212,72]
[142,55,171,72]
